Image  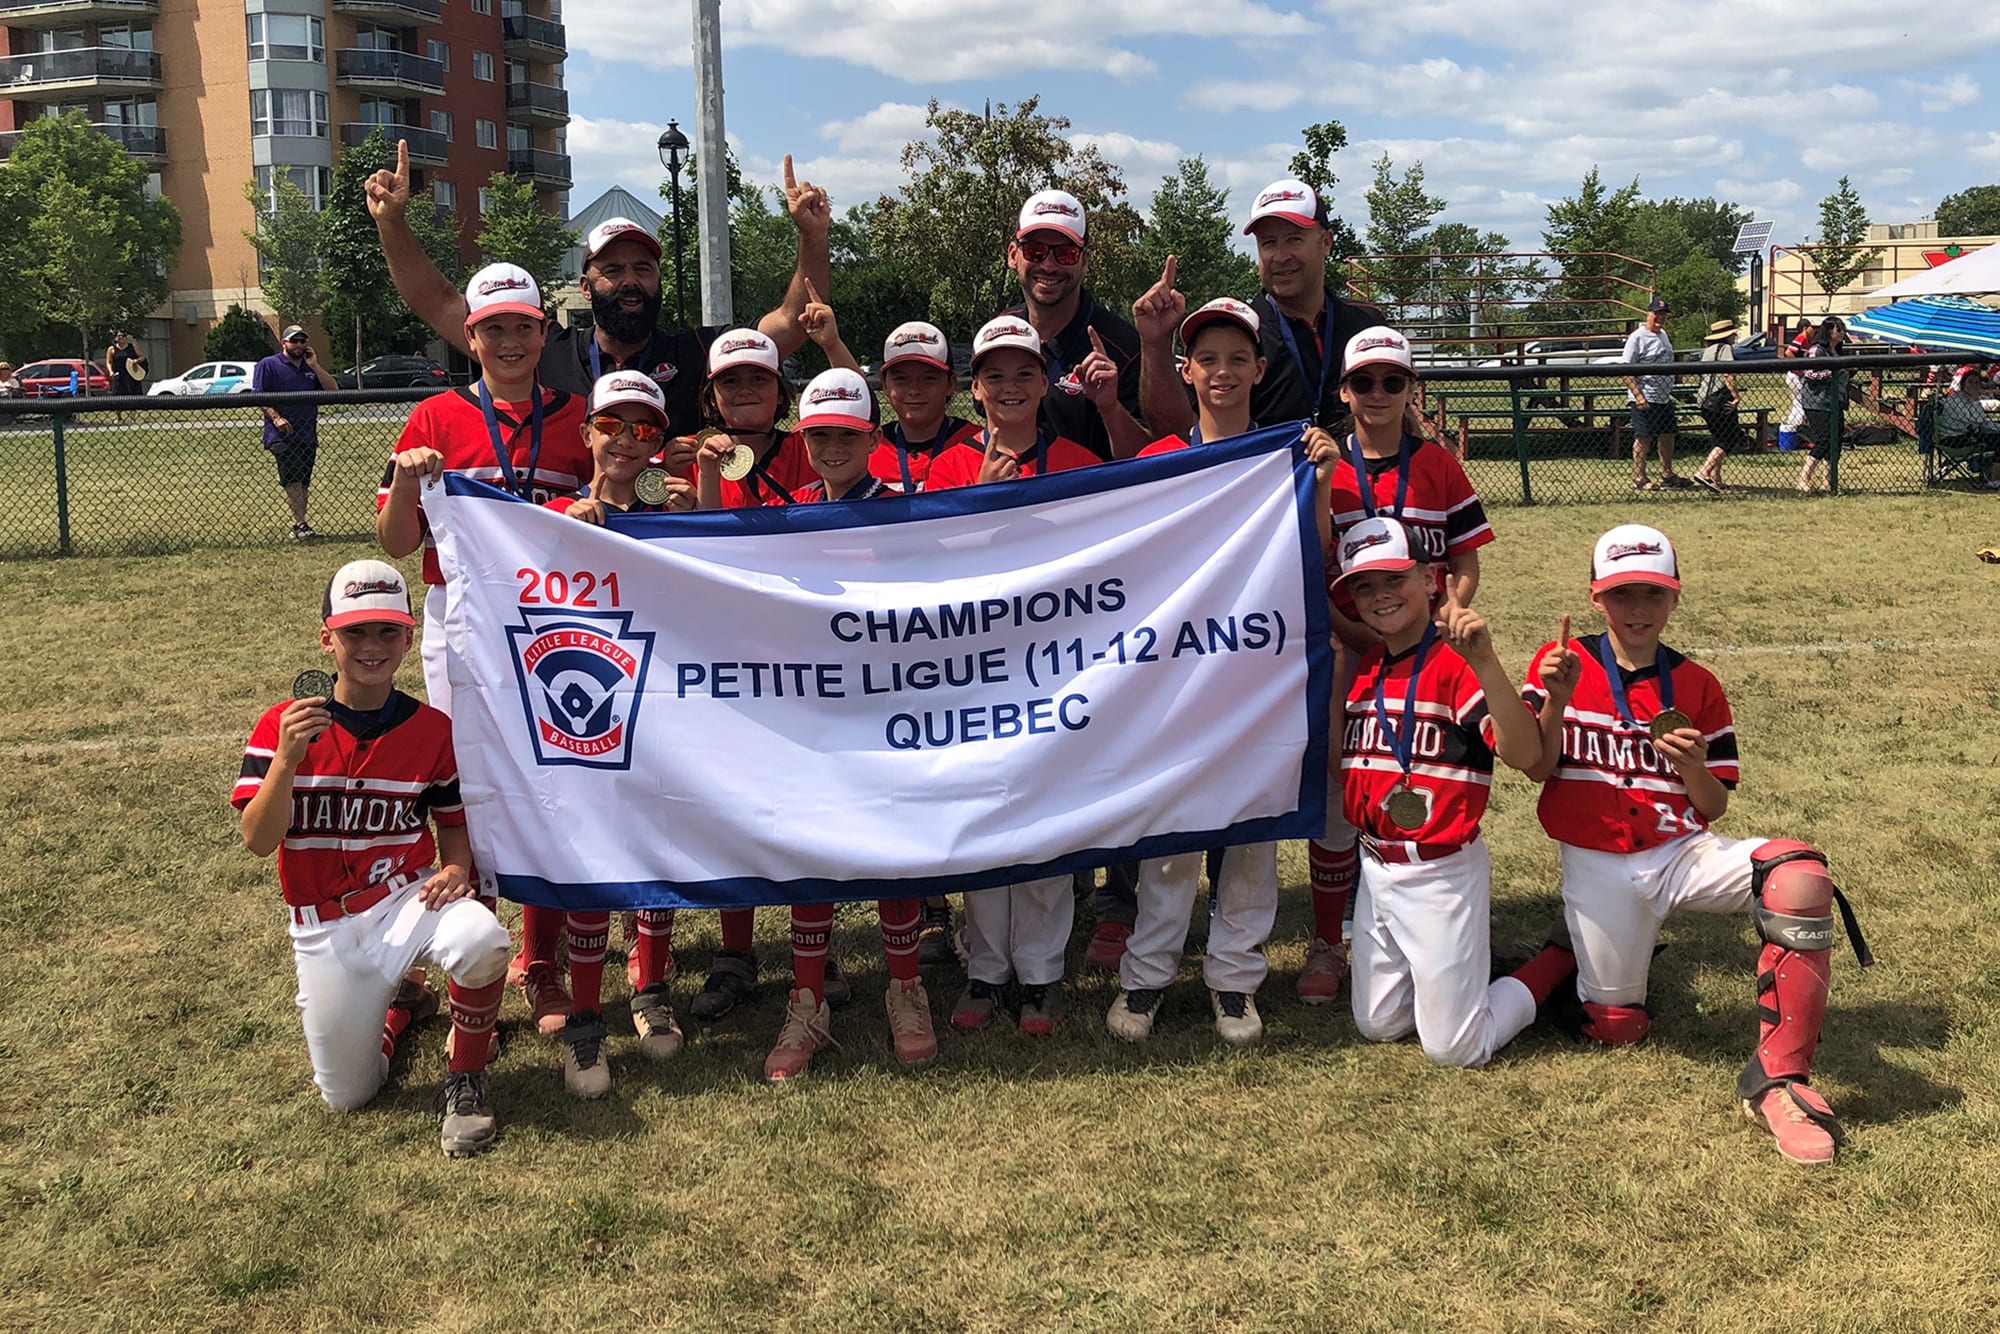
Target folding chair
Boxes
[1918,397,1996,486]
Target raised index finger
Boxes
[396,138,409,180]
[1558,612,1571,646]
[1161,253,1177,289]
[1087,327,1107,357]
[804,277,823,306]
[782,154,797,192]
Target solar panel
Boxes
[1732,221,1775,254]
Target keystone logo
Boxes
[1342,531,1392,562]
[1605,541,1665,561]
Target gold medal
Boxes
[719,441,757,482]
[633,466,670,506]
[291,669,335,701]
[1648,708,1693,742]
[1384,785,1429,831]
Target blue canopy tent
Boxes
[1847,295,2000,357]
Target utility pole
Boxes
[691,0,732,325]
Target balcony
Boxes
[0,119,164,162]
[0,46,161,100]
[507,147,570,188]
[329,0,441,25]
[341,121,446,165]
[0,0,156,25]
[503,80,568,125]
[333,47,444,95]
[500,14,564,60]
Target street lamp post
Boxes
[656,119,690,328]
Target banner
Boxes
[426,424,1331,909]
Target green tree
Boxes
[1361,154,1447,321]
[1427,222,1538,354]
[1137,156,1256,307]
[1540,167,1644,334]
[475,170,579,298]
[203,303,278,361]
[1632,196,1754,275]
[1934,184,2000,238]
[1284,119,1362,271]
[242,171,326,328]
[1655,254,1746,347]
[824,201,929,370]
[728,185,799,348]
[6,112,180,362]
[1812,175,1881,297]
[0,159,42,358]
[871,97,1138,336]
[320,127,460,366]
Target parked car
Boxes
[14,359,111,398]
[1726,332,1781,361]
[146,360,255,396]
[332,355,452,390]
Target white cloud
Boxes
[1912,71,1980,113]
[821,102,938,154]
[567,114,676,205]
[1970,131,2000,164]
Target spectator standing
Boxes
[1691,319,1746,492]
[104,330,147,422]
[1796,317,1849,494]
[1622,299,1685,490]
[253,325,337,539]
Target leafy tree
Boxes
[728,185,799,344]
[1284,119,1362,270]
[1427,222,1538,354]
[476,170,579,299]
[1361,154,1446,321]
[0,160,41,358]
[1540,167,1644,335]
[1137,156,1256,307]
[1632,196,1754,275]
[242,171,326,328]
[1811,175,1881,297]
[203,304,277,361]
[320,127,460,366]
[824,201,929,370]
[6,112,180,361]
[1934,184,2000,238]
[654,144,743,326]
[1655,254,1746,347]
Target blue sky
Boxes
[558,1,2000,262]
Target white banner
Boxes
[425,424,1332,909]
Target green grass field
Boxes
[3,475,1999,1329]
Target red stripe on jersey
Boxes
[1328,437,1494,563]
[232,694,464,906]
[1137,434,1188,458]
[380,387,592,583]
[717,430,816,508]
[867,417,982,491]
[1523,634,1739,853]
[923,434,1099,490]
[1341,638,1497,846]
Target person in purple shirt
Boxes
[253,325,336,540]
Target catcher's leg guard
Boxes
[1580,1001,1650,1045]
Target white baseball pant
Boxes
[1122,843,1278,995]
[963,875,1073,987]
[290,875,511,1111]
[1350,839,1537,1068]
[420,583,451,716]
[1558,831,1764,1007]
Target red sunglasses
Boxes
[1017,240,1084,267]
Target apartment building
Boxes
[0,0,571,369]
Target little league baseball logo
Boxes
[505,608,657,770]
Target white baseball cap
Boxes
[1343,326,1415,379]
[464,262,545,330]
[323,559,416,629]
[795,368,874,431]
[881,321,952,372]
[1330,516,1425,593]
[1179,297,1262,348]
[1591,524,1681,593]
[970,316,1047,369]
[584,216,662,265]
[1016,188,1087,244]
[706,328,781,378]
[1244,178,1324,234]
[588,370,668,426]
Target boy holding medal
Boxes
[1522,525,1871,1164]
[1334,517,1578,1068]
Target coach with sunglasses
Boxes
[998,189,1145,461]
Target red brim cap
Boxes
[795,411,871,431]
[325,607,416,629]
[465,302,547,330]
[1243,209,1318,235]
[881,349,951,371]
[1590,570,1681,593]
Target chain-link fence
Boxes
[0,353,1988,560]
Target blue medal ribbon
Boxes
[1347,430,1414,519]
[1597,634,1674,731]
[476,380,544,498]
[741,430,790,506]
[1372,623,1438,779]
[1043,299,1097,389]
[1270,293,1334,418]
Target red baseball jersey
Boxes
[1522,633,1741,853]
[378,386,590,584]
[789,475,901,504]
[1137,433,1188,458]
[717,430,815,508]
[868,416,982,491]
[1341,637,1497,849]
[923,433,1098,490]
[232,692,465,908]
[1327,437,1493,564]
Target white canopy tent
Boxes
[1866,243,2000,300]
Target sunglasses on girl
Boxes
[1345,373,1409,396]
[589,414,666,445]
[1017,240,1084,267]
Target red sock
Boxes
[520,903,563,967]
[720,906,755,953]
[791,904,834,1001]
[879,898,922,983]
[379,1002,417,1064]
[567,912,609,1015]
[447,978,504,1073]
[634,909,676,988]
[1509,943,1578,1005]
[1308,838,1358,945]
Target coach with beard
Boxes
[365,140,832,435]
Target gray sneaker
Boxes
[690,949,757,1021]
[1210,990,1264,1046]
[437,1071,497,1158]
[1106,987,1166,1043]
[629,983,684,1062]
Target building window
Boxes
[250,89,329,139]
[435,179,457,213]
[472,51,495,81]
[427,38,449,69]
[246,14,324,63]
[478,187,494,214]
[254,164,332,211]
[475,118,497,149]
[430,109,453,141]
[471,0,492,12]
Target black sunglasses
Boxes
[1017,240,1083,266]
[1346,373,1409,396]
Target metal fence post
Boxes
[1509,374,1534,504]
[1827,371,1848,495]
[52,412,72,555]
